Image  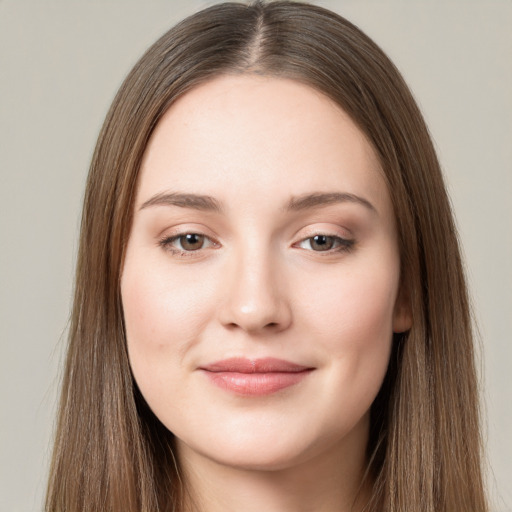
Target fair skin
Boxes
[121,75,411,512]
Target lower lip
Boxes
[202,370,313,396]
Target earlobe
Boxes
[392,285,412,333]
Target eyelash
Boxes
[296,234,355,253]
[158,233,218,258]
[158,232,355,258]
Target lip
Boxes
[199,357,314,396]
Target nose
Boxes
[217,247,292,334]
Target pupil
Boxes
[181,233,203,250]
[312,235,334,251]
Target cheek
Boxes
[120,255,216,396]
[298,266,398,346]
[122,256,212,340]
[293,257,399,397]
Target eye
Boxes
[297,234,354,253]
[159,232,217,255]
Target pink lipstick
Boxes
[199,357,314,396]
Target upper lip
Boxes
[200,357,313,373]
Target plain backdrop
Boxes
[0,1,510,510]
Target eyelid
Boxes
[295,234,354,251]
[292,225,355,254]
[158,227,221,258]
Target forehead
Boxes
[137,75,390,216]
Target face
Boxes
[121,75,410,472]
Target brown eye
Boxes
[159,232,217,256]
[309,235,335,251]
[179,233,205,251]
[297,234,354,254]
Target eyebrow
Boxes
[139,192,223,212]
[139,191,376,214]
[284,192,377,214]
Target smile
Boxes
[199,357,315,396]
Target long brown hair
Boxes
[46,2,487,511]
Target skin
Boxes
[121,75,411,512]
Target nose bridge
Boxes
[219,238,291,333]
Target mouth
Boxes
[199,357,315,396]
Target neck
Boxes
[176,418,372,512]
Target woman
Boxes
[45,1,488,511]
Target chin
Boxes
[187,440,317,473]
[175,413,369,474]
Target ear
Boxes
[392,282,412,333]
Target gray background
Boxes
[0,0,510,510]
